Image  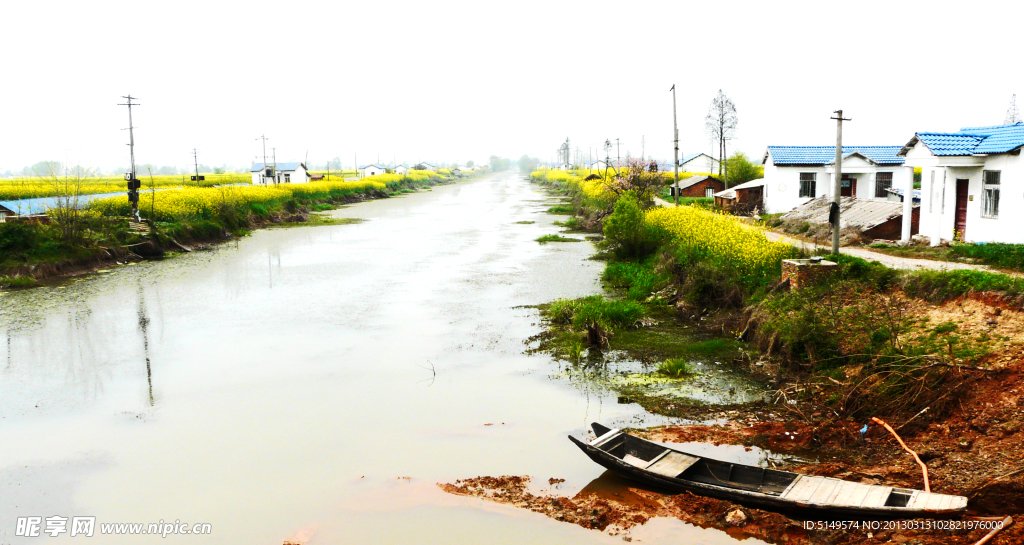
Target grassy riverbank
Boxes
[0,170,458,283]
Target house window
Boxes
[983,170,1000,218]
[799,173,816,198]
[875,172,893,198]
[705,187,714,198]
[284,173,291,183]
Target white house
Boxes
[251,162,310,185]
[760,146,910,214]
[414,162,437,172]
[899,122,1024,245]
[679,153,720,174]
[394,165,409,175]
[360,164,386,177]
[589,159,612,171]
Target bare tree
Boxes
[704,89,738,181]
[38,163,90,241]
[1005,94,1021,125]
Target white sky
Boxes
[1,0,1021,172]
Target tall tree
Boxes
[724,152,763,186]
[1005,94,1021,125]
[704,89,738,182]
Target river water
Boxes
[0,172,763,544]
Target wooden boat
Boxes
[568,423,967,517]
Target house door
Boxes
[955,179,969,239]
[840,175,855,197]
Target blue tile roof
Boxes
[766,146,905,166]
[679,153,704,164]
[913,122,1024,156]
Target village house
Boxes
[899,122,1024,244]
[714,178,765,212]
[414,162,437,172]
[360,164,386,178]
[251,162,310,185]
[669,175,724,198]
[760,146,911,214]
[679,153,719,174]
[393,165,409,175]
[0,203,15,222]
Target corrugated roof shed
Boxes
[765,146,905,165]
[782,196,917,231]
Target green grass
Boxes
[949,243,1024,272]
[0,275,37,288]
[545,296,646,331]
[657,358,696,378]
[536,234,581,244]
[902,269,1024,301]
[602,259,670,300]
[514,220,535,224]
[547,205,574,214]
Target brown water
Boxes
[0,172,766,544]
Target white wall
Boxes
[681,154,718,174]
[762,158,829,214]
[907,139,1024,244]
[362,166,385,177]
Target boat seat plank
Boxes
[646,451,700,478]
[808,478,841,504]
[591,429,621,448]
[622,454,648,468]
[780,475,826,502]
[859,486,893,508]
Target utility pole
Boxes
[256,135,269,184]
[615,138,621,169]
[830,110,852,254]
[272,147,277,185]
[671,85,680,205]
[119,95,141,221]
[193,148,200,182]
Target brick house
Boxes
[669,175,724,198]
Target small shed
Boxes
[669,175,724,198]
[360,164,387,177]
[715,178,764,212]
[0,203,15,222]
[414,162,437,172]
[394,165,409,175]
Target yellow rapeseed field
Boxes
[0,173,249,200]
[645,206,794,279]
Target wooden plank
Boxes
[938,495,954,510]
[781,475,826,502]
[622,454,647,468]
[808,478,841,504]
[860,486,893,507]
[646,452,700,478]
[591,429,620,448]
[831,481,873,507]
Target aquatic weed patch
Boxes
[536,234,582,244]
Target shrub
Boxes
[902,269,1024,302]
[949,243,1024,272]
[602,260,669,300]
[603,192,667,259]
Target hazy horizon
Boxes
[2,1,1021,175]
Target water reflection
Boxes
[137,282,154,407]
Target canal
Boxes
[0,172,761,544]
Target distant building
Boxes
[0,203,15,222]
[360,164,387,177]
[251,162,309,185]
[394,165,409,175]
[679,153,719,174]
[414,162,437,172]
